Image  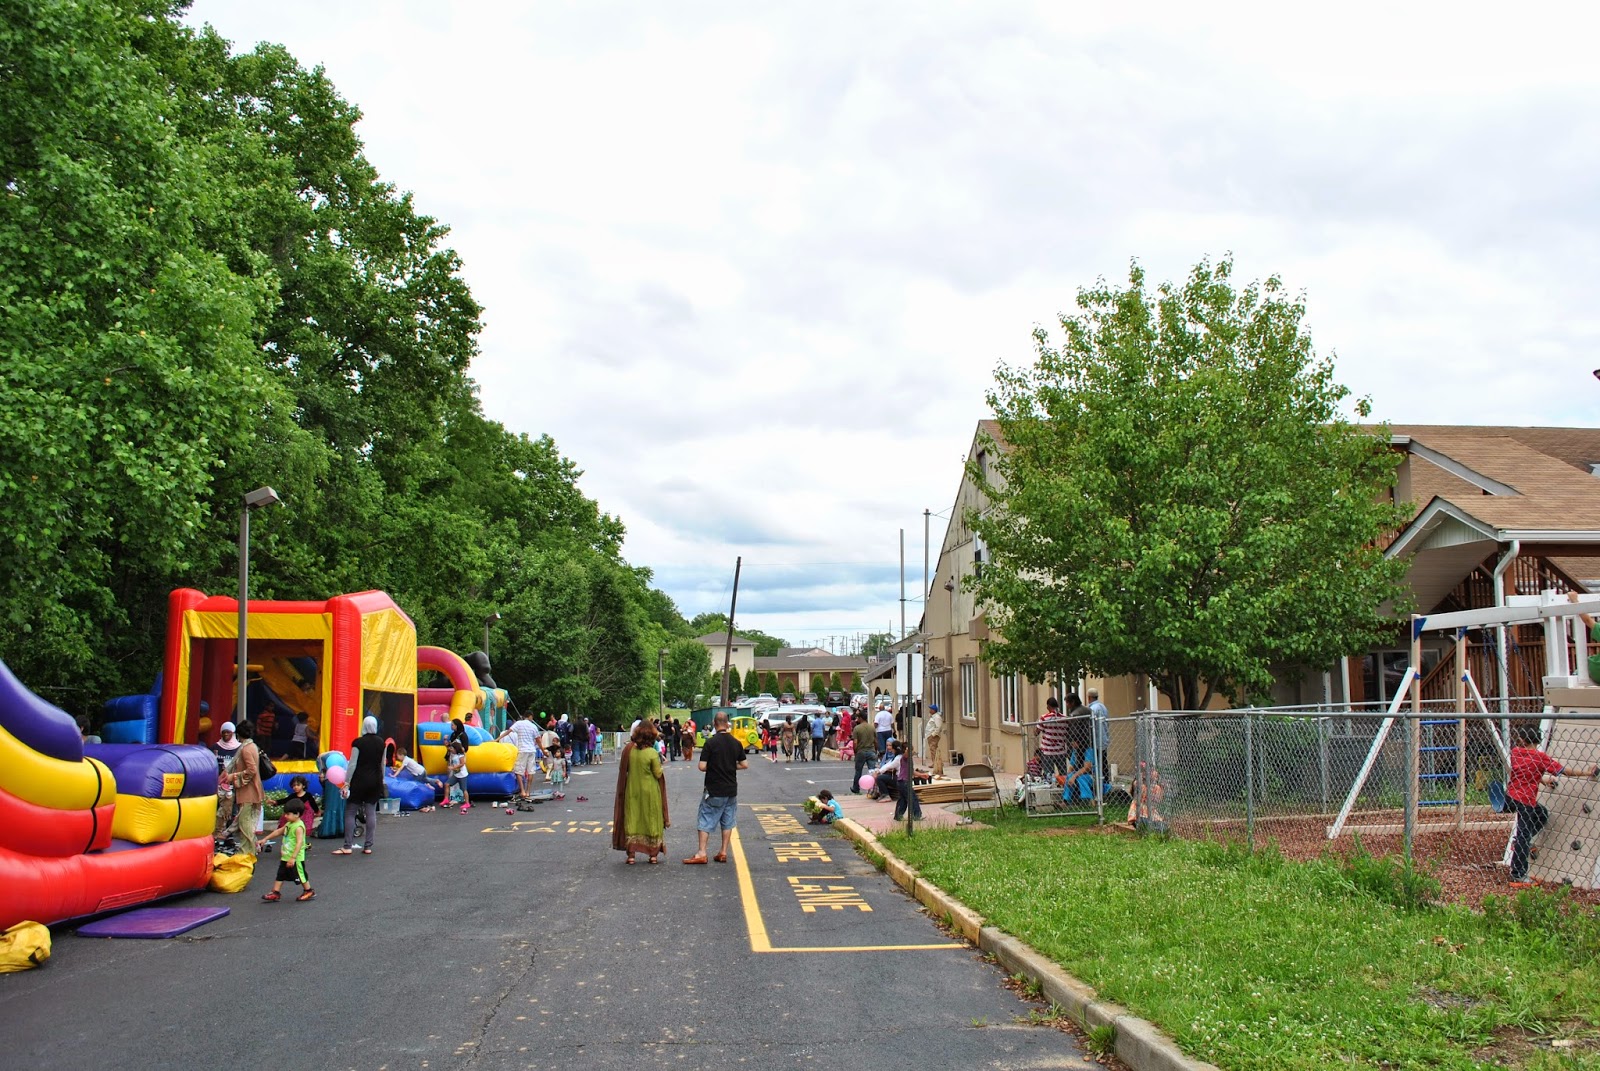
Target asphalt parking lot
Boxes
[1,750,1094,1070]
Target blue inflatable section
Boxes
[447,772,517,799]
[418,721,494,747]
[101,721,149,744]
[263,772,323,796]
[101,676,160,746]
[384,775,438,810]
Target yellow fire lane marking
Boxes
[730,825,964,954]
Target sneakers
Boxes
[460,804,471,814]
[261,891,281,902]
[296,889,315,902]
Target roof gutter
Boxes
[1498,530,1600,542]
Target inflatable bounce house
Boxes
[0,660,216,930]
[415,645,517,797]
[160,588,418,759]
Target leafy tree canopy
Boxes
[969,258,1411,709]
[0,1,687,720]
[859,632,896,660]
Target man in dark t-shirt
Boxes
[684,712,749,865]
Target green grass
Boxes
[881,826,1600,1071]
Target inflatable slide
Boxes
[0,660,215,930]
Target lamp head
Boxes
[244,486,281,509]
[485,612,502,625]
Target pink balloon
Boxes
[858,774,874,793]
[325,765,347,787]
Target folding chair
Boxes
[958,762,1003,814]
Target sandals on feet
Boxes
[361,848,373,855]
[713,853,728,863]
[331,848,353,856]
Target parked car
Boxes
[802,692,818,704]
[780,692,795,704]
[826,691,846,707]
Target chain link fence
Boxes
[1014,713,1110,819]
[1124,702,1600,904]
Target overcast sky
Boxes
[186,1,1600,649]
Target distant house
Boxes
[693,632,758,684]
[1365,425,1600,708]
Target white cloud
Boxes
[187,0,1600,643]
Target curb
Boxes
[834,820,1222,1071]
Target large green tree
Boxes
[0,0,283,697]
[662,639,711,707]
[970,258,1410,709]
[0,2,687,722]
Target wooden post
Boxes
[719,557,742,706]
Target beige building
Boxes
[921,421,1144,779]
[694,632,757,683]
[753,654,869,696]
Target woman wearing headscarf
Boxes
[334,715,385,856]
[611,720,669,864]
[232,721,265,855]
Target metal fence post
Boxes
[1318,716,1330,813]
[1402,712,1414,863]
[1244,713,1255,852]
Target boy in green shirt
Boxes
[258,797,315,902]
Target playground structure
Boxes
[1329,590,1600,889]
[0,660,216,930]
[159,588,418,758]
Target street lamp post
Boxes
[484,612,501,658]
[237,486,282,729]
[659,648,668,717]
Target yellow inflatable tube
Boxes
[419,741,515,775]
[0,724,115,811]
[111,794,217,845]
[469,741,516,774]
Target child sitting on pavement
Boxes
[808,789,843,824]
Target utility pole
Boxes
[923,508,930,627]
[719,557,742,706]
[899,528,907,641]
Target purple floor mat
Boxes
[76,906,230,939]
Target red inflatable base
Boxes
[0,837,214,930]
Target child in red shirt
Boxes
[1507,726,1598,888]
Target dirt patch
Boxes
[1172,811,1600,909]
[1472,1023,1600,1066]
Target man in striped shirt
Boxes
[1038,696,1070,782]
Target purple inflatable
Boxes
[0,659,83,763]
[84,744,219,799]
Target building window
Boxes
[960,662,978,720]
[931,672,945,715]
[998,672,1020,725]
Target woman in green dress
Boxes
[612,720,670,863]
